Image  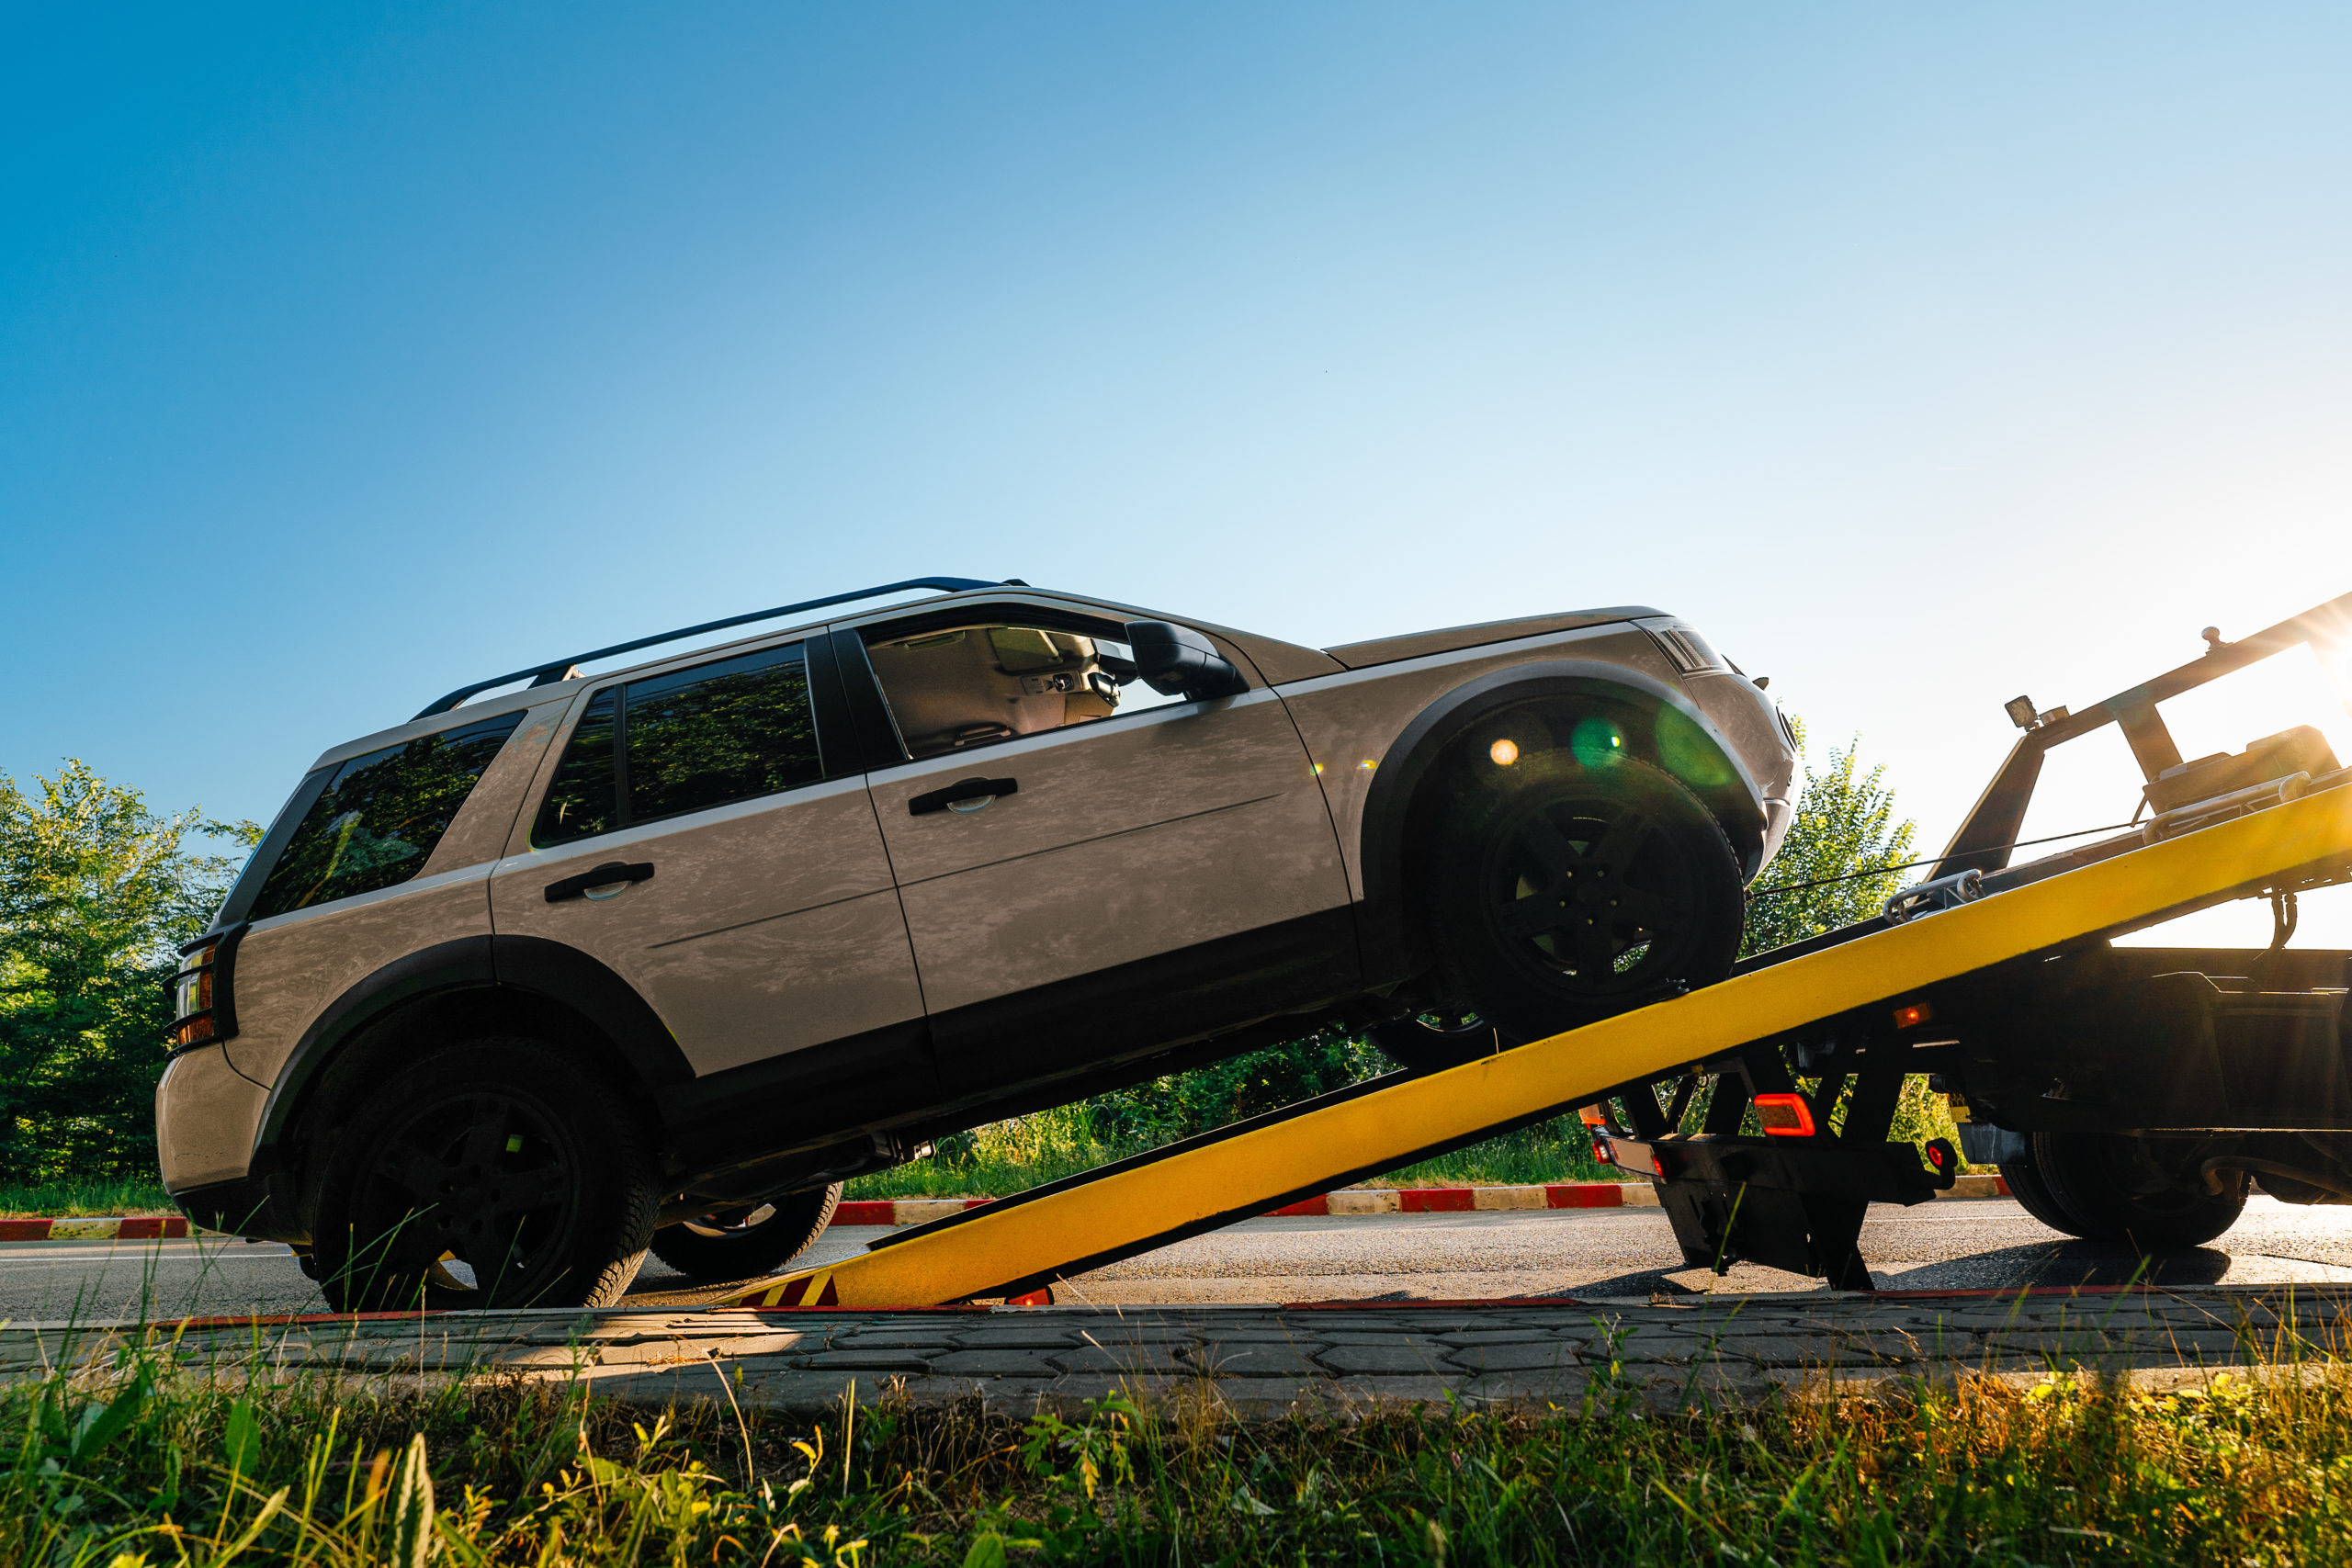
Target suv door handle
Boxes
[908,777,1018,817]
[545,861,655,903]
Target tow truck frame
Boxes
[727,592,2352,1308]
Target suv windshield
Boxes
[247,711,526,919]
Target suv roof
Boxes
[414,576,1014,719]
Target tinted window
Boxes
[249,711,526,919]
[626,644,823,819]
[533,689,617,846]
[532,643,822,847]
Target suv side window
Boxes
[864,621,1178,761]
[248,710,526,919]
[533,641,822,847]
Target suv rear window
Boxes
[534,642,823,847]
[248,711,526,920]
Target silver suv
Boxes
[158,578,1794,1308]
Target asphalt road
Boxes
[10,1195,2352,1325]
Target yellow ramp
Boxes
[729,785,2352,1309]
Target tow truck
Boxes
[730,592,2352,1306]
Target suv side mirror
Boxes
[1124,621,1249,701]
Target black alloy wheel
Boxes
[311,1037,657,1312]
[1425,752,1746,1043]
[1369,1008,1497,1073]
[650,1183,843,1281]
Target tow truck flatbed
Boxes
[729,776,2352,1308]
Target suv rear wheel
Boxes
[311,1036,658,1311]
[650,1183,843,1281]
[1419,751,1745,1046]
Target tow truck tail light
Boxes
[1753,1092,1818,1137]
[1577,1104,1615,1163]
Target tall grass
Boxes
[846,1063,1971,1201]
[848,1109,1620,1200]
[0,1177,175,1217]
[6,1325,2352,1563]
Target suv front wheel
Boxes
[1418,750,1745,1047]
[310,1037,659,1311]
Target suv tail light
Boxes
[167,926,245,1050]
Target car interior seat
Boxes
[866,625,1120,760]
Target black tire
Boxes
[1997,1156,2086,1235]
[1368,1009,1498,1072]
[1421,750,1746,1043]
[2030,1131,2246,1249]
[311,1036,659,1312]
[650,1184,843,1281]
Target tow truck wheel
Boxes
[1996,1156,2086,1235]
[311,1037,659,1312]
[2028,1131,2246,1249]
[650,1183,843,1281]
[1425,751,1745,1043]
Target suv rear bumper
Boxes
[167,1175,303,1242]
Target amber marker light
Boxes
[1753,1092,1817,1137]
[1577,1105,1615,1163]
[1489,738,1521,766]
[1892,1000,1934,1029]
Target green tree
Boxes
[1723,726,1968,1157]
[1740,719,1918,957]
[0,761,253,1181]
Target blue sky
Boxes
[7,4,2352,940]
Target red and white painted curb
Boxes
[0,1216,194,1242]
[835,1175,2012,1227]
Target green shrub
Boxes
[0,762,252,1183]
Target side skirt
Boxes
[653,905,1363,1192]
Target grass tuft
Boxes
[850,1118,1619,1201]
[0,1177,176,1218]
[7,1322,2352,1563]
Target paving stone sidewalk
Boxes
[7,1288,2345,1417]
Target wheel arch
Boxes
[251,934,695,1176]
[1355,660,1766,984]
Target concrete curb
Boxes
[835,1175,2012,1227]
[1268,1182,1656,1215]
[0,1216,194,1241]
[0,1175,2014,1240]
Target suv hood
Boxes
[1323,606,1664,671]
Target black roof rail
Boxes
[414,576,1013,719]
